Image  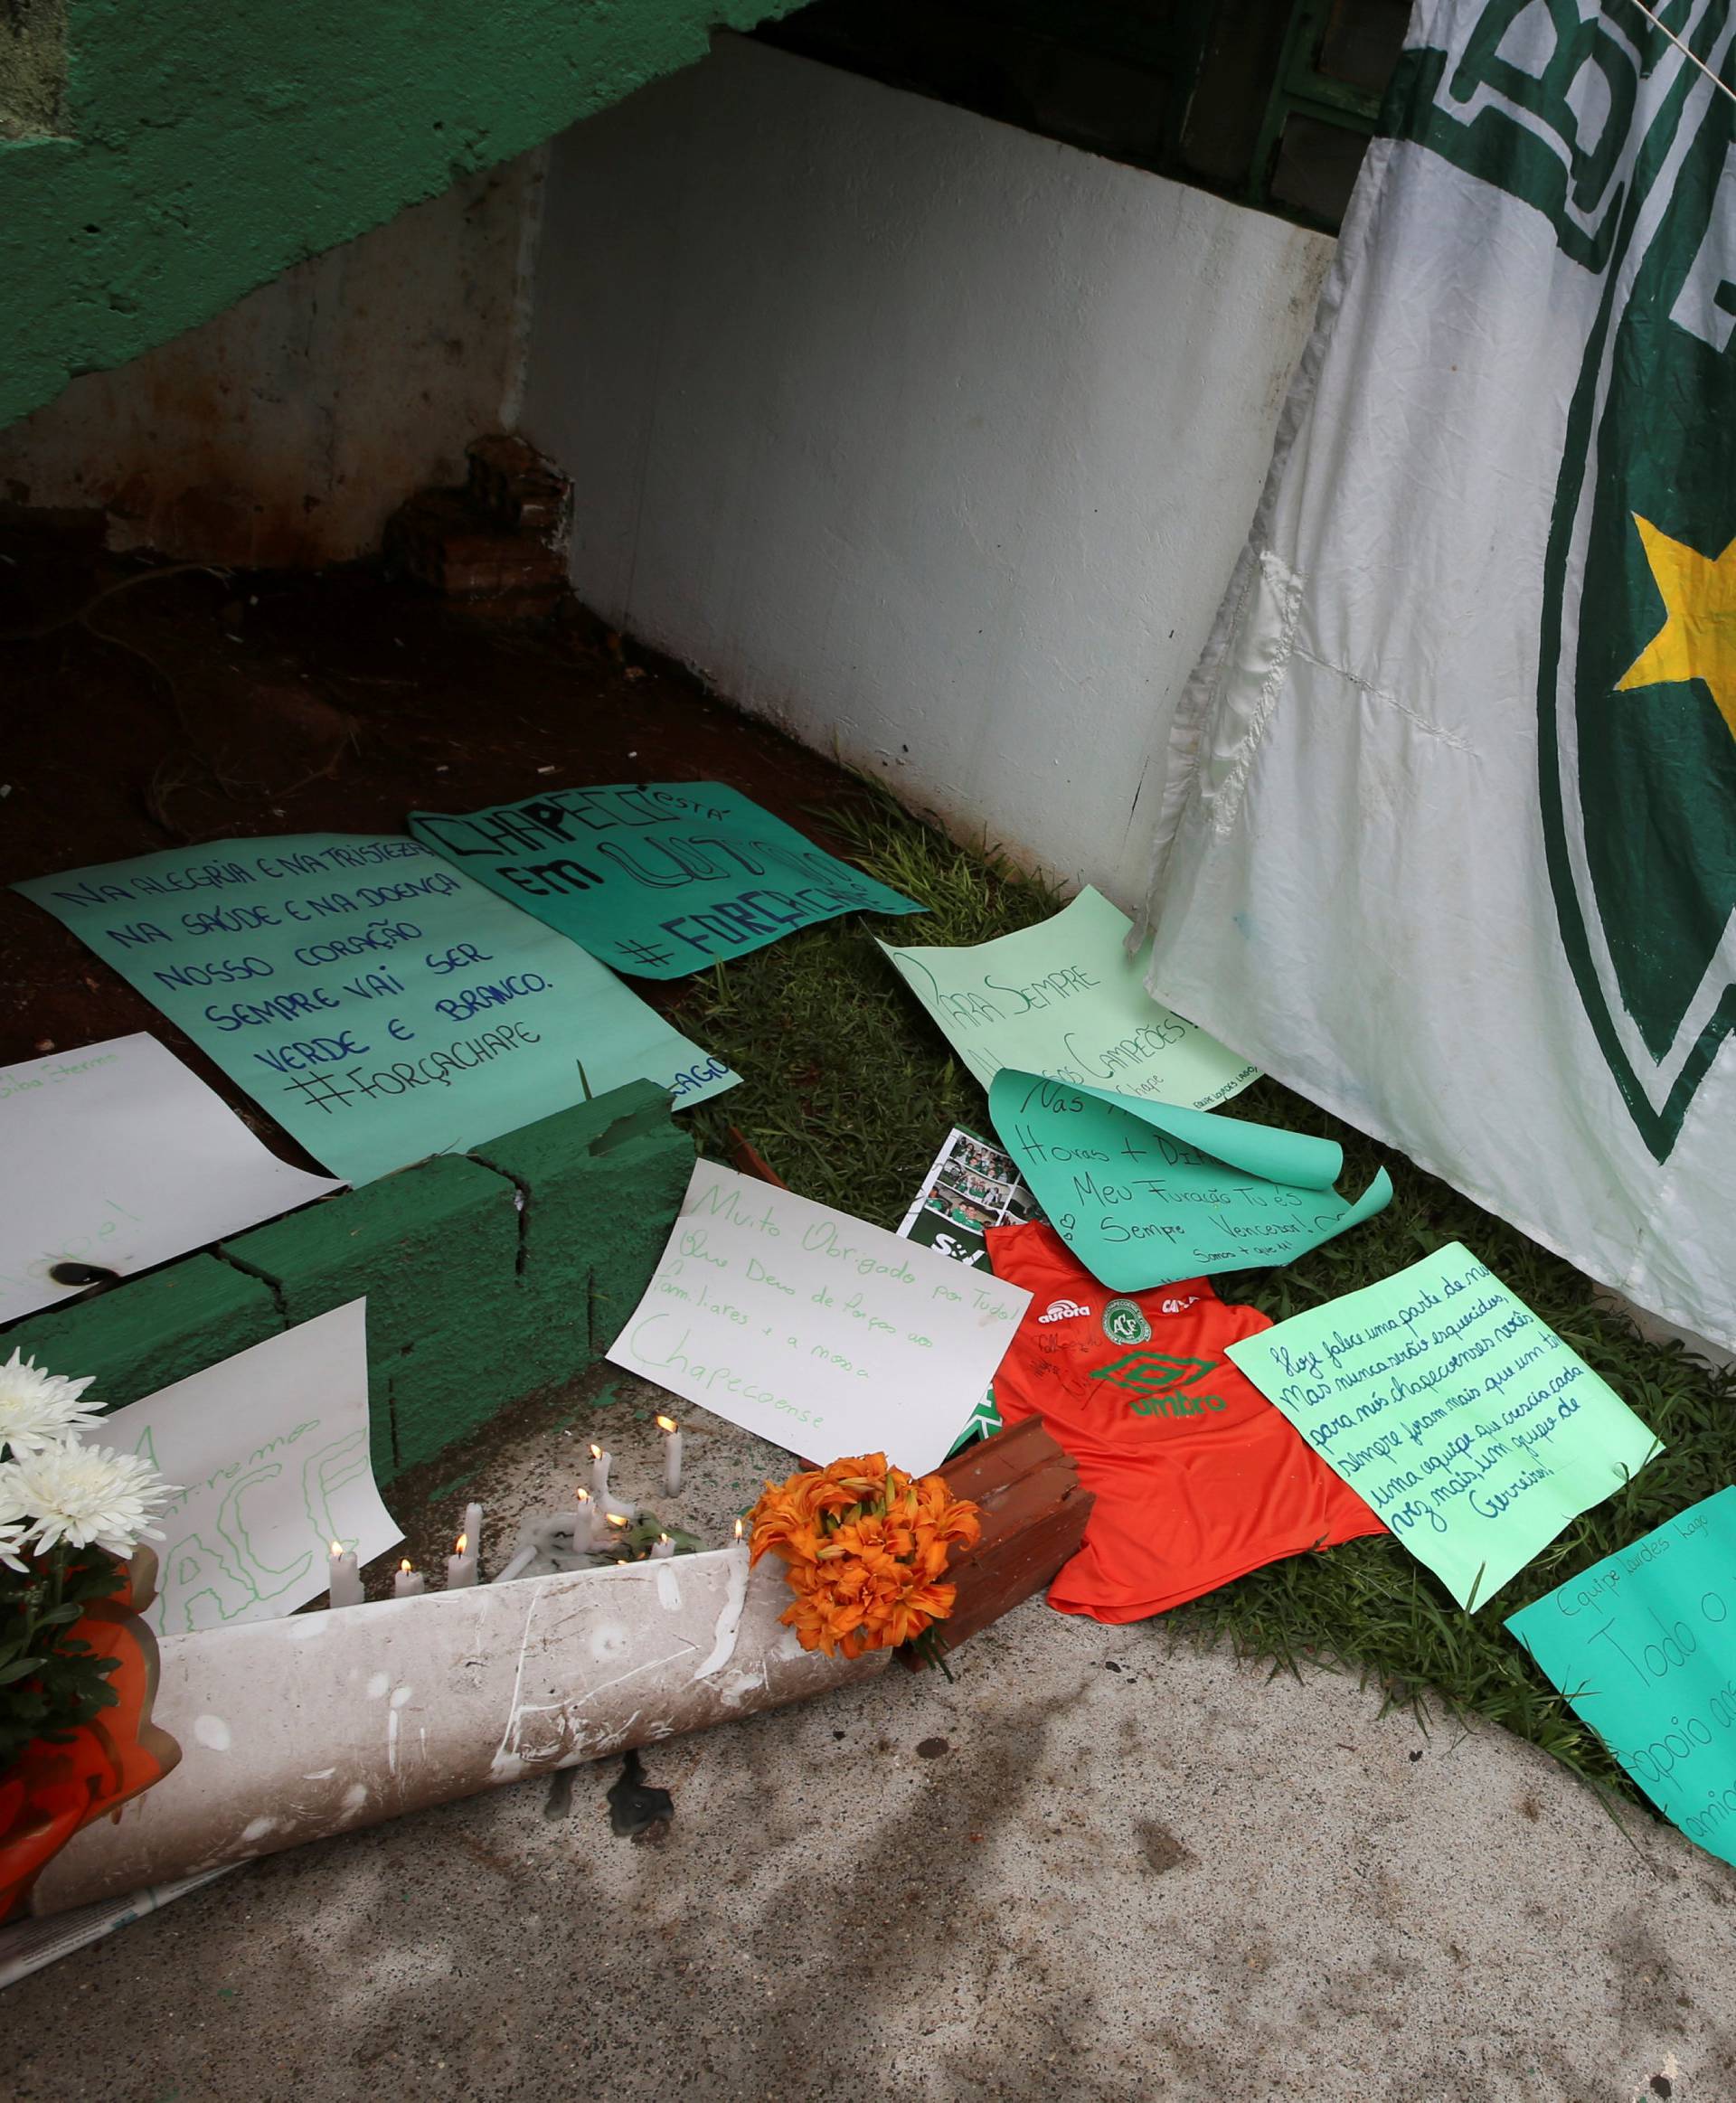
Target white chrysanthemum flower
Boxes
[0,1348,102,1458]
[12,1441,175,1561]
[0,1472,30,1573]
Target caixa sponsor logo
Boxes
[1038,1298,1091,1324]
[1160,1295,1200,1316]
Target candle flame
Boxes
[400,1559,412,1575]
[455,1533,467,1556]
[329,1540,343,1556]
[607,1511,629,1529]
[576,1486,590,1504]
[590,1442,602,1461]
[656,1415,677,1433]
[659,1532,670,1544]
[734,1517,744,1542]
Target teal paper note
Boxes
[1506,1490,1736,1868]
[15,834,738,1185]
[1225,1243,1662,1609]
[988,1070,1392,1291]
[409,782,923,978]
[881,885,1258,1109]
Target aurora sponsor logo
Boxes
[1038,1298,1092,1324]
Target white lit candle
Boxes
[392,1558,425,1598]
[651,1532,675,1560]
[326,1541,363,1609]
[463,1502,485,1578]
[446,1532,477,1589]
[589,1443,611,1504]
[657,1415,683,1495]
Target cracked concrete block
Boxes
[472,1080,693,1377]
[1,1255,282,1410]
[222,1155,521,1481]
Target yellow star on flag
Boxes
[1617,514,1736,736]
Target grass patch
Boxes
[682,787,1736,1805]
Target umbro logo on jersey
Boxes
[1038,1298,1092,1324]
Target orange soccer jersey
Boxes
[985,1223,1384,1623]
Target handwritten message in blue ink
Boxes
[1226,1242,1661,1608]
[15,833,736,1184]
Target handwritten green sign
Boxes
[410,782,922,978]
[1506,1489,1736,1868]
[15,833,737,1185]
[881,886,1258,1109]
[1225,1243,1662,1608]
[987,1070,1392,1291]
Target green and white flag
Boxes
[1141,0,1736,1345]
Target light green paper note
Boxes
[14,834,737,1186]
[988,1070,1392,1292]
[1505,1488,1736,1869]
[1225,1242,1662,1609]
[880,886,1258,1109]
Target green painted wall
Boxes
[0,0,799,433]
[3,1081,695,1486]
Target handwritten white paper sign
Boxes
[101,1300,400,1636]
[0,1034,341,1324]
[606,1162,1033,1475]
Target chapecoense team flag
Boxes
[1140,0,1736,1346]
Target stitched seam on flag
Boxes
[1289,645,1476,750]
[1175,557,1258,828]
[1211,553,1306,837]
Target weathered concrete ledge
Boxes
[32,1551,881,1916]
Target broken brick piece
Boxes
[916,1419,1094,1659]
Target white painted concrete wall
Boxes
[522,36,1334,905]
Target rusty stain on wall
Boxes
[0,154,541,567]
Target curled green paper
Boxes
[988,1069,1392,1291]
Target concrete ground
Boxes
[6,1371,1733,2103]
